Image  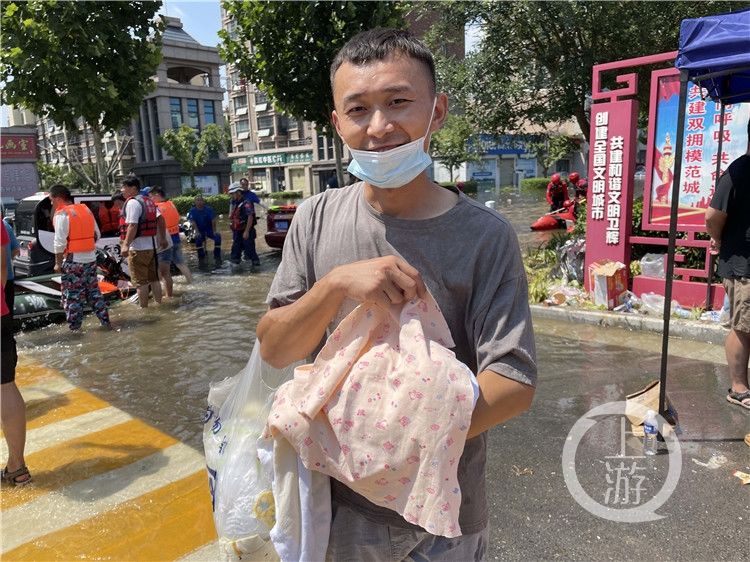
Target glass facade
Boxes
[204,100,216,124]
[187,99,199,129]
[170,97,182,129]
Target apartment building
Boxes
[9,16,230,196]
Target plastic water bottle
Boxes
[643,410,658,456]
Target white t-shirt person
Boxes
[124,197,160,251]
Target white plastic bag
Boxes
[640,253,666,278]
[203,340,296,561]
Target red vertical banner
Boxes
[584,99,639,290]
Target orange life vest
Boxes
[119,195,158,240]
[156,200,180,235]
[56,203,96,253]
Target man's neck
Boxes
[363,173,458,220]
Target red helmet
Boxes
[568,172,580,183]
[551,173,561,184]
[576,178,588,188]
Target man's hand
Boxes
[120,243,130,257]
[243,231,250,240]
[53,263,62,273]
[326,256,427,308]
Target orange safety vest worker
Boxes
[156,200,180,235]
[55,203,97,253]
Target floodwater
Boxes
[13,189,748,560]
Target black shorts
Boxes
[1,313,17,384]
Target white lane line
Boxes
[178,541,221,562]
[19,377,77,402]
[0,406,133,458]
[1,443,207,553]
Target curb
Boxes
[530,304,728,345]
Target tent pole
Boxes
[658,70,689,420]
[706,101,726,310]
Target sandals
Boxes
[1,465,33,487]
[726,389,750,410]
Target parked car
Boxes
[13,192,124,278]
[264,204,297,249]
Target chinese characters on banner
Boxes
[0,135,37,159]
[645,73,750,229]
[584,100,638,291]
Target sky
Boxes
[160,0,222,47]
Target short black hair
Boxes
[121,176,140,190]
[150,186,165,198]
[49,184,72,202]
[330,28,436,94]
[747,117,750,140]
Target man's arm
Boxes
[705,207,727,252]
[53,213,69,271]
[467,372,534,439]
[156,215,168,250]
[257,256,426,368]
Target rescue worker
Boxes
[120,177,165,308]
[573,178,588,219]
[187,195,222,267]
[150,187,193,294]
[546,173,568,212]
[228,182,260,266]
[49,184,111,331]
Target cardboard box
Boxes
[588,260,628,309]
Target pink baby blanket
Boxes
[266,294,475,538]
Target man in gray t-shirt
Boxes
[259,28,536,560]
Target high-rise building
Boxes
[8,16,230,196]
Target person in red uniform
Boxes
[546,173,568,212]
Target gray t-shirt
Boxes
[266,182,537,534]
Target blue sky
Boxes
[160,0,222,47]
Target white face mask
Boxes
[346,99,437,189]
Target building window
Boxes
[317,135,325,160]
[234,97,247,110]
[277,116,288,135]
[287,118,299,131]
[259,141,275,150]
[204,100,216,125]
[556,159,570,173]
[255,91,268,105]
[257,115,274,130]
[235,119,249,134]
[170,98,182,129]
[187,99,199,129]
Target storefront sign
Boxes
[0,135,37,159]
[643,69,750,230]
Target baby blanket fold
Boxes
[267,293,475,538]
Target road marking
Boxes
[24,387,111,431]
[0,419,177,509]
[0,406,132,458]
[3,471,216,561]
[1,443,206,553]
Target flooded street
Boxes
[9,189,748,560]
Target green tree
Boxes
[430,114,480,181]
[1,1,163,192]
[158,124,229,190]
[528,135,582,176]
[422,0,743,141]
[220,0,405,189]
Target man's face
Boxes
[240,179,249,190]
[331,54,447,152]
[195,197,205,209]
[49,195,62,211]
[121,184,138,199]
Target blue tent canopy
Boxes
[675,8,750,103]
